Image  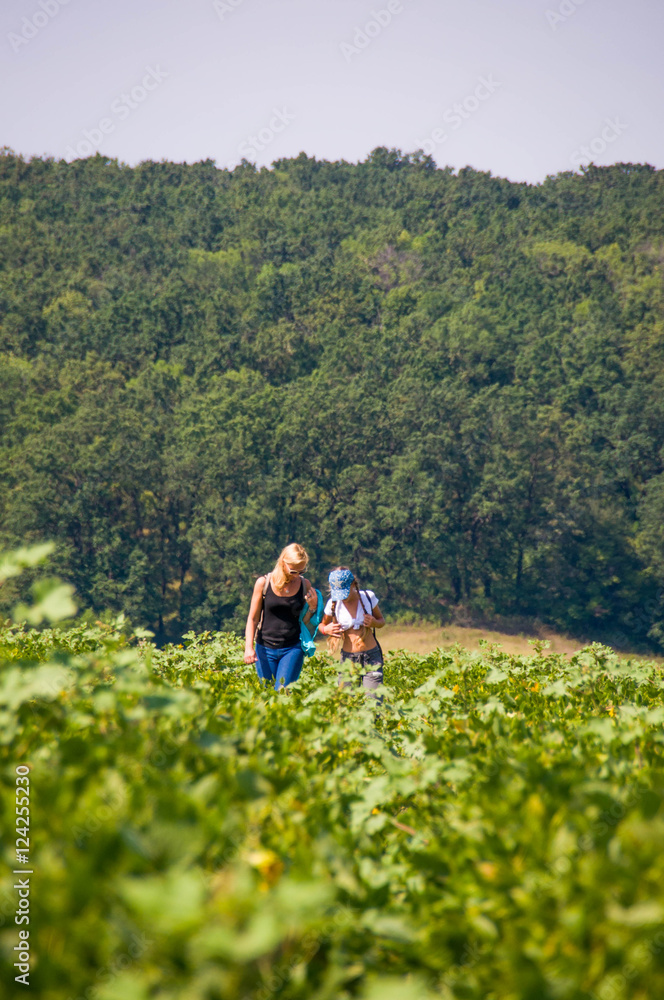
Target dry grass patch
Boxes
[379,624,664,660]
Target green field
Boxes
[2,613,664,1000]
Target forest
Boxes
[1,147,664,646]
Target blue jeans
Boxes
[254,643,305,690]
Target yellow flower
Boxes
[246,849,284,885]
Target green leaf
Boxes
[97,974,151,1000]
[358,978,435,1000]
[14,580,77,624]
[485,666,509,683]
[542,679,570,697]
[606,901,664,926]
[0,664,74,709]
[118,870,205,933]
[361,910,417,942]
[0,542,55,583]
[581,718,616,743]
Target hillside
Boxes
[1,149,664,645]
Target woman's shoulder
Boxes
[361,588,378,606]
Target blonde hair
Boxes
[271,543,309,592]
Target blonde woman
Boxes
[319,566,385,690]
[244,543,318,690]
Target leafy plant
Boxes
[1,549,664,998]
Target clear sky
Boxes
[1,0,662,183]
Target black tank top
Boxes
[256,578,305,649]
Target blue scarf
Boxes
[299,589,324,657]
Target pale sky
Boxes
[1,0,662,182]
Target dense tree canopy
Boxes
[1,147,664,645]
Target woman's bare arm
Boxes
[244,576,266,663]
[302,577,316,625]
[319,613,343,637]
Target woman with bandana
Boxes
[319,566,386,691]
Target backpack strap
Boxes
[257,572,271,633]
[357,588,377,640]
